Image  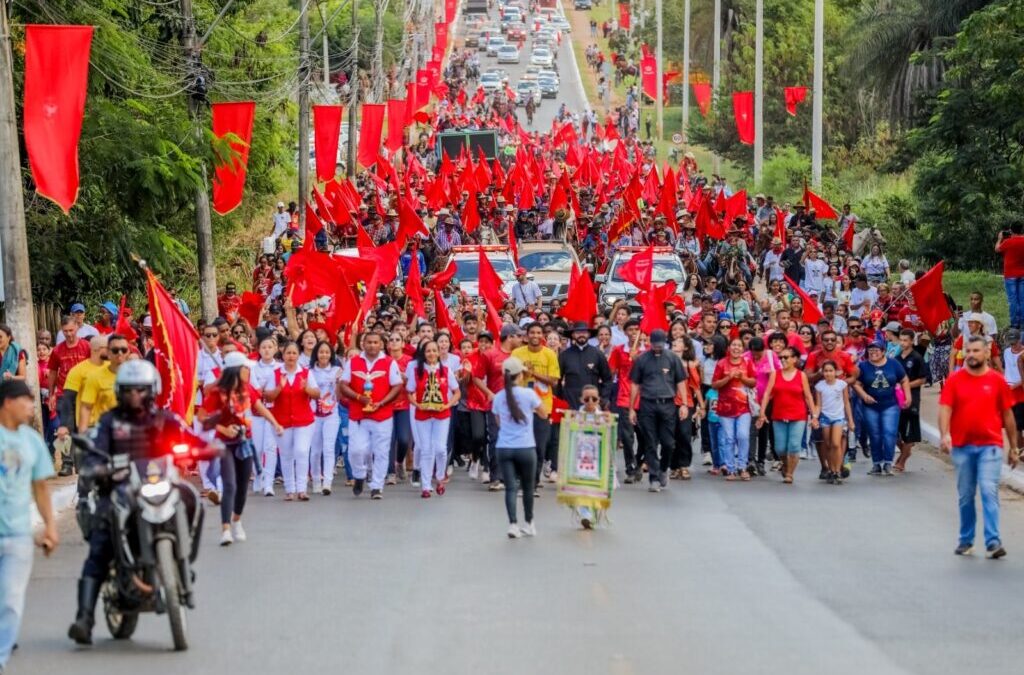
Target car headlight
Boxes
[604,295,620,305]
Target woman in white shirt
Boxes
[862,244,890,284]
[813,361,855,484]
[406,341,461,498]
[309,341,342,495]
[251,336,282,497]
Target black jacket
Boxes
[558,344,612,409]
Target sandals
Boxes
[783,476,794,484]
[740,470,752,481]
[284,493,295,501]
[297,493,310,501]
[680,468,691,480]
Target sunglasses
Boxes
[122,385,149,393]
[109,347,129,355]
[582,396,599,403]
[780,355,795,360]
[204,332,218,338]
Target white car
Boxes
[596,247,687,309]
[446,245,516,298]
[539,69,559,84]
[530,48,554,68]
[516,80,541,106]
[485,36,506,56]
[497,44,521,64]
[480,72,502,93]
[551,16,571,32]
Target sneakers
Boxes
[954,543,974,556]
[755,462,766,477]
[799,450,809,460]
[322,487,332,496]
[542,460,552,478]
[370,489,383,500]
[480,470,491,484]
[421,489,432,499]
[520,521,536,537]
[262,490,275,498]
[396,465,407,481]
[488,480,504,492]
[411,470,421,486]
[819,468,829,480]
[702,452,712,466]
[547,471,558,483]
[385,473,397,486]
[868,464,883,476]
[624,472,636,484]
[507,524,522,538]
[468,461,480,480]
[841,464,851,479]
[987,543,1007,559]
[648,482,661,493]
[219,529,234,546]
[882,463,894,477]
[352,479,365,497]
[231,521,247,542]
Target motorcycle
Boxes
[74,434,220,651]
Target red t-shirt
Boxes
[472,346,512,411]
[713,357,755,418]
[47,338,91,395]
[202,384,260,441]
[391,353,412,411]
[998,236,1024,278]
[805,347,855,377]
[608,344,644,409]
[939,369,1013,447]
[461,352,489,412]
[769,370,808,421]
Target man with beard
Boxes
[558,322,612,410]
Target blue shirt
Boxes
[493,386,542,448]
[0,424,54,537]
[856,358,907,410]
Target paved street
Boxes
[13,450,1024,675]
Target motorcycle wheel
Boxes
[102,579,138,639]
[155,539,188,651]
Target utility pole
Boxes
[753,0,764,185]
[812,0,824,187]
[680,0,689,143]
[0,7,41,427]
[180,0,218,321]
[298,0,310,233]
[655,0,663,143]
[711,0,721,174]
[321,3,330,90]
[346,0,358,177]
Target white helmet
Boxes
[115,359,162,398]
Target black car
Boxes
[464,32,481,49]
[538,76,559,98]
[574,0,592,8]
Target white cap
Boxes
[223,351,256,370]
[277,201,285,208]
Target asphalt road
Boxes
[12,449,1024,675]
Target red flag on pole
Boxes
[637,281,676,335]
[114,295,138,342]
[910,261,953,334]
[428,260,458,290]
[211,102,256,215]
[558,264,598,326]
[406,245,427,320]
[312,104,343,182]
[802,182,840,220]
[692,82,712,117]
[841,219,855,251]
[385,98,407,153]
[433,289,464,343]
[145,269,200,423]
[640,54,658,102]
[784,274,825,325]
[618,245,655,291]
[732,92,755,145]
[462,190,481,233]
[357,103,386,168]
[784,86,809,116]
[23,25,93,213]
[303,204,323,252]
[478,249,508,303]
[618,2,631,29]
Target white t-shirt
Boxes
[493,386,542,448]
[762,250,784,281]
[310,364,341,414]
[404,361,460,394]
[814,379,847,421]
[802,258,829,294]
[957,312,998,338]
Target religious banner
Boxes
[211,101,256,215]
[557,410,617,513]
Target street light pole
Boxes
[680,0,689,143]
[655,0,663,143]
[812,0,824,187]
[346,0,359,177]
[753,0,764,185]
[711,0,721,173]
[298,1,310,233]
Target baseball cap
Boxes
[965,312,985,324]
[100,301,118,317]
[649,329,668,346]
[70,303,86,313]
[884,321,902,333]
[499,324,522,340]
[223,351,256,370]
[277,201,285,208]
[502,356,526,376]
[1007,328,1022,343]
[515,266,527,276]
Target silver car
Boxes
[497,45,521,64]
[485,36,506,56]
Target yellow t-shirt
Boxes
[79,365,118,427]
[511,345,560,414]
[63,359,104,421]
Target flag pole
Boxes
[754,0,764,185]
[811,0,824,188]
[711,0,721,174]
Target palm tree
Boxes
[847,0,994,126]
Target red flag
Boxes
[732,91,755,145]
[774,207,787,246]
[23,25,93,213]
[724,189,748,224]
[618,2,631,29]
[784,274,825,326]
[397,194,429,243]
[286,250,343,305]
[113,296,138,342]
[462,190,481,233]
[640,53,658,102]
[303,203,323,252]
[211,101,256,215]
[385,98,408,153]
[784,86,808,116]
[638,281,676,335]
[433,289,464,343]
[508,219,519,267]
[445,0,456,22]
[803,183,840,220]
[548,180,569,217]
[692,82,712,117]
[145,269,200,423]
[406,245,427,319]
[841,219,855,251]
[237,291,264,329]
[478,249,508,303]
[312,104,343,182]
[558,264,598,326]
[696,193,725,240]
[910,261,953,334]
[483,297,503,339]
[618,245,654,291]
[428,260,458,290]
[357,103,386,168]
[356,222,374,248]
[312,187,335,226]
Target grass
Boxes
[943,270,1008,330]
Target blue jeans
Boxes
[717,414,751,473]
[0,536,34,667]
[335,404,352,480]
[1007,277,1024,329]
[952,445,1003,547]
[862,405,899,464]
[772,420,806,455]
[708,421,721,467]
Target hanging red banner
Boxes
[784,86,809,116]
[357,103,386,168]
[618,2,631,30]
[434,22,449,54]
[414,69,430,111]
[385,98,408,153]
[426,60,441,90]
[312,104,343,183]
[445,0,457,23]
[211,101,256,215]
[23,25,93,214]
[640,54,657,102]
[732,91,755,145]
[692,82,712,116]
[405,82,416,128]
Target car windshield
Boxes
[481,74,499,82]
[519,250,573,272]
[454,256,516,283]
[610,256,684,284]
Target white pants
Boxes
[412,416,450,492]
[279,424,314,495]
[252,417,279,495]
[310,414,340,490]
[349,418,393,490]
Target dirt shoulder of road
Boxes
[564,3,624,110]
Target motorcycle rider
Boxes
[68,359,207,645]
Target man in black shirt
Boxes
[895,328,928,472]
[629,329,689,492]
[558,322,612,409]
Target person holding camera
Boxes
[996,222,1024,329]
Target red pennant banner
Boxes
[385,98,408,153]
[732,91,754,145]
[23,25,93,213]
[445,0,457,23]
[618,2,631,30]
[784,86,808,116]
[146,269,200,423]
[312,104,343,183]
[211,101,256,215]
[910,261,953,334]
[357,103,386,168]
[640,54,657,102]
[434,22,449,54]
[692,82,712,117]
